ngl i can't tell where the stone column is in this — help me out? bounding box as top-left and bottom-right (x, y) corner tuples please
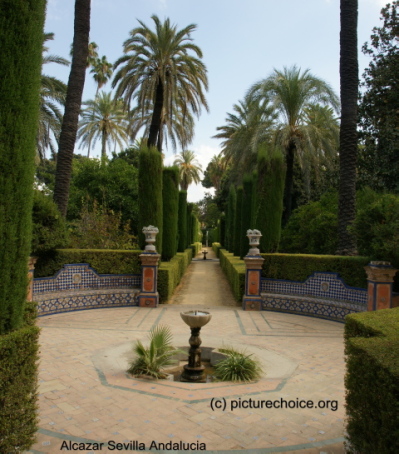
(138, 253), (161, 308)
(364, 261), (398, 311)
(242, 255), (265, 311)
(27, 256), (37, 302)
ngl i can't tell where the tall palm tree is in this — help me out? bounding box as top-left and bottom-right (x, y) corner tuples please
(174, 150), (202, 191)
(77, 92), (129, 161)
(112, 15), (208, 151)
(38, 33), (70, 159)
(337, 0), (358, 255)
(54, 0), (91, 217)
(205, 155), (227, 191)
(91, 55), (113, 95)
(248, 66), (340, 222)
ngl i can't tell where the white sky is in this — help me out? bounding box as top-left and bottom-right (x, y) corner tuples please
(44, 0), (387, 202)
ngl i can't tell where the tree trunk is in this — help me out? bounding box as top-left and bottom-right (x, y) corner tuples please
(147, 78), (164, 151)
(54, 0), (90, 216)
(101, 130), (107, 163)
(337, 0), (358, 255)
(282, 142), (295, 225)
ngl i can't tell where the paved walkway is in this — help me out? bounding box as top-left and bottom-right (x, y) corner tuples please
(28, 248), (346, 454)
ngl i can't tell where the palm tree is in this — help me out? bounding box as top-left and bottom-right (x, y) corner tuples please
(337, 0), (358, 255)
(77, 92), (129, 161)
(91, 55), (113, 95)
(248, 66), (340, 222)
(173, 150), (202, 191)
(54, 0), (90, 217)
(205, 155), (227, 191)
(112, 15), (208, 151)
(214, 95), (276, 174)
(38, 33), (70, 159)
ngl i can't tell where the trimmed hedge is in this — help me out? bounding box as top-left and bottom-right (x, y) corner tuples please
(162, 167), (179, 261)
(0, 302), (40, 453)
(345, 308), (399, 453)
(261, 253), (370, 289)
(218, 249), (246, 302)
(34, 249), (142, 277)
(190, 242), (202, 257)
(158, 248), (193, 302)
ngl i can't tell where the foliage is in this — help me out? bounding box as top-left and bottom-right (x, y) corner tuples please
(67, 156), (139, 230)
(201, 155), (227, 191)
(240, 175), (254, 258)
(345, 308), (399, 453)
(358, 2), (399, 193)
(158, 248), (193, 301)
(261, 253), (369, 289)
(0, 306), (40, 453)
(162, 167), (179, 261)
(214, 347), (262, 382)
(138, 146), (163, 253)
(112, 15), (208, 151)
(219, 249), (246, 301)
(0, 0), (45, 334)
(69, 201), (138, 250)
(174, 150), (202, 191)
(234, 187), (243, 256)
(31, 190), (69, 255)
(128, 325), (183, 379)
(226, 185), (236, 252)
(177, 191), (188, 252)
(196, 193), (221, 229)
(77, 92), (129, 161)
(254, 146), (286, 253)
(34, 249), (142, 278)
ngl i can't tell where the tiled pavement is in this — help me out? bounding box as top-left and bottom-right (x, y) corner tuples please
(28, 249), (346, 454)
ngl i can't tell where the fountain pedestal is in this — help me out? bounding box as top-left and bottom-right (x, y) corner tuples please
(180, 311), (212, 383)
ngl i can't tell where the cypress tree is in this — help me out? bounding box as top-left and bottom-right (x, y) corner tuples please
(220, 213), (226, 247)
(138, 146), (163, 254)
(162, 166), (179, 261)
(0, 0), (46, 334)
(254, 145), (286, 252)
(187, 202), (194, 247)
(240, 174), (254, 258)
(227, 185), (236, 252)
(177, 191), (187, 252)
(234, 186), (243, 256)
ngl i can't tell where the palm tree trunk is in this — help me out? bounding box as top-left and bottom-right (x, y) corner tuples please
(283, 142), (295, 225)
(147, 78), (163, 151)
(54, 0), (90, 217)
(337, 0), (358, 255)
(101, 130), (107, 163)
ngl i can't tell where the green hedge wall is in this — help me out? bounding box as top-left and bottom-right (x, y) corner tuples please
(218, 248), (245, 302)
(345, 308), (399, 453)
(190, 242), (202, 257)
(261, 253), (370, 288)
(0, 302), (40, 453)
(34, 249), (142, 277)
(162, 167), (179, 261)
(158, 248), (193, 302)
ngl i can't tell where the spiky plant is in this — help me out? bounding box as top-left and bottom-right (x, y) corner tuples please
(214, 347), (262, 382)
(128, 325), (183, 379)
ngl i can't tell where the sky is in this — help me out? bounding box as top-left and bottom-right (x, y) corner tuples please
(44, 0), (387, 202)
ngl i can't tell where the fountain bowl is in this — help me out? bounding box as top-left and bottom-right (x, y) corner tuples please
(180, 310), (212, 328)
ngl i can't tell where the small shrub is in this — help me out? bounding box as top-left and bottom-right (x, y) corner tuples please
(128, 325), (183, 379)
(214, 347), (262, 382)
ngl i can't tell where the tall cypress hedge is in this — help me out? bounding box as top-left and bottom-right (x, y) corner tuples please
(240, 174), (254, 258)
(0, 0), (46, 334)
(162, 166), (179, 261)
(234, 186), (243, 257)
(138, 146), (163, 254)
(226, 185), (236, 252)
(177, 191), (187, 252)
(0, 1), (45, 450)
(187, 202), (194, 247)
(254, 146), (286, 252)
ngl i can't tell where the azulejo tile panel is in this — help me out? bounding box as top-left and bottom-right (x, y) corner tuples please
(33, 264), (141, 315)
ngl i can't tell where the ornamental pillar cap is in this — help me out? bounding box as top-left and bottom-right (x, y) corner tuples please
(246, 229), (262, 256)
(142, 225), (159, 252)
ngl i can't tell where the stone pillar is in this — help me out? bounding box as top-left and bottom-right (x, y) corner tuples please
(364, 261), (398, 311)
(27, 256), (37, 301)
(138, 253), (161, 307)
(242, 255), (265, 311)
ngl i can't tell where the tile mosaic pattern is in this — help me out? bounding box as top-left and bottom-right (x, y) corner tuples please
(33, 263), (141, 293)
(33, 264), (141, 316)
(260, 272), (367, 321)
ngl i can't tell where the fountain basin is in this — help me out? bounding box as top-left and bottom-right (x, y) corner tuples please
(180, 310), (212, 328)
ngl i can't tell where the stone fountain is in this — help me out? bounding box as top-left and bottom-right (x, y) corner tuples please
(180, 310), (212, 382)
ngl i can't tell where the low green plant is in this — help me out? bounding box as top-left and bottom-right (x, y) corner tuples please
(128, 325), (183, 379)
(214, 346), (262, 382)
